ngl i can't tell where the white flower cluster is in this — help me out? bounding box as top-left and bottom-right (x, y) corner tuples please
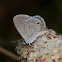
(16, 29), (62, 62)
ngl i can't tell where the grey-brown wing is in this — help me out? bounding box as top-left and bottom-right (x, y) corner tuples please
(13, 14), (30, 40)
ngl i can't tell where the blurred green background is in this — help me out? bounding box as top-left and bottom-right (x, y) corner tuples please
(0, 0), (62, 62)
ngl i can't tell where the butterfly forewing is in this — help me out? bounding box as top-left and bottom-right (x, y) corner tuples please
(13, 15), (30, 39)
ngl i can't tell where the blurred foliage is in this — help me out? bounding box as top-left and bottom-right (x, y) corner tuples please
(0, 0), (62, 62)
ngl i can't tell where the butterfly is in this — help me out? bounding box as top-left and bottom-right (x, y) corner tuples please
(13, 14), (47, 45)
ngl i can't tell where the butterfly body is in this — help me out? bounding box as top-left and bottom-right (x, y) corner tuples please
(13, 14), (47, 44)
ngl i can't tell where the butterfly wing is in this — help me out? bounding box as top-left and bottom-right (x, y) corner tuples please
(13, 14), (30, 41)
(33, 15), (47, 35)
(23, 17), (47, 43)
(13, 14), (47, 44)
